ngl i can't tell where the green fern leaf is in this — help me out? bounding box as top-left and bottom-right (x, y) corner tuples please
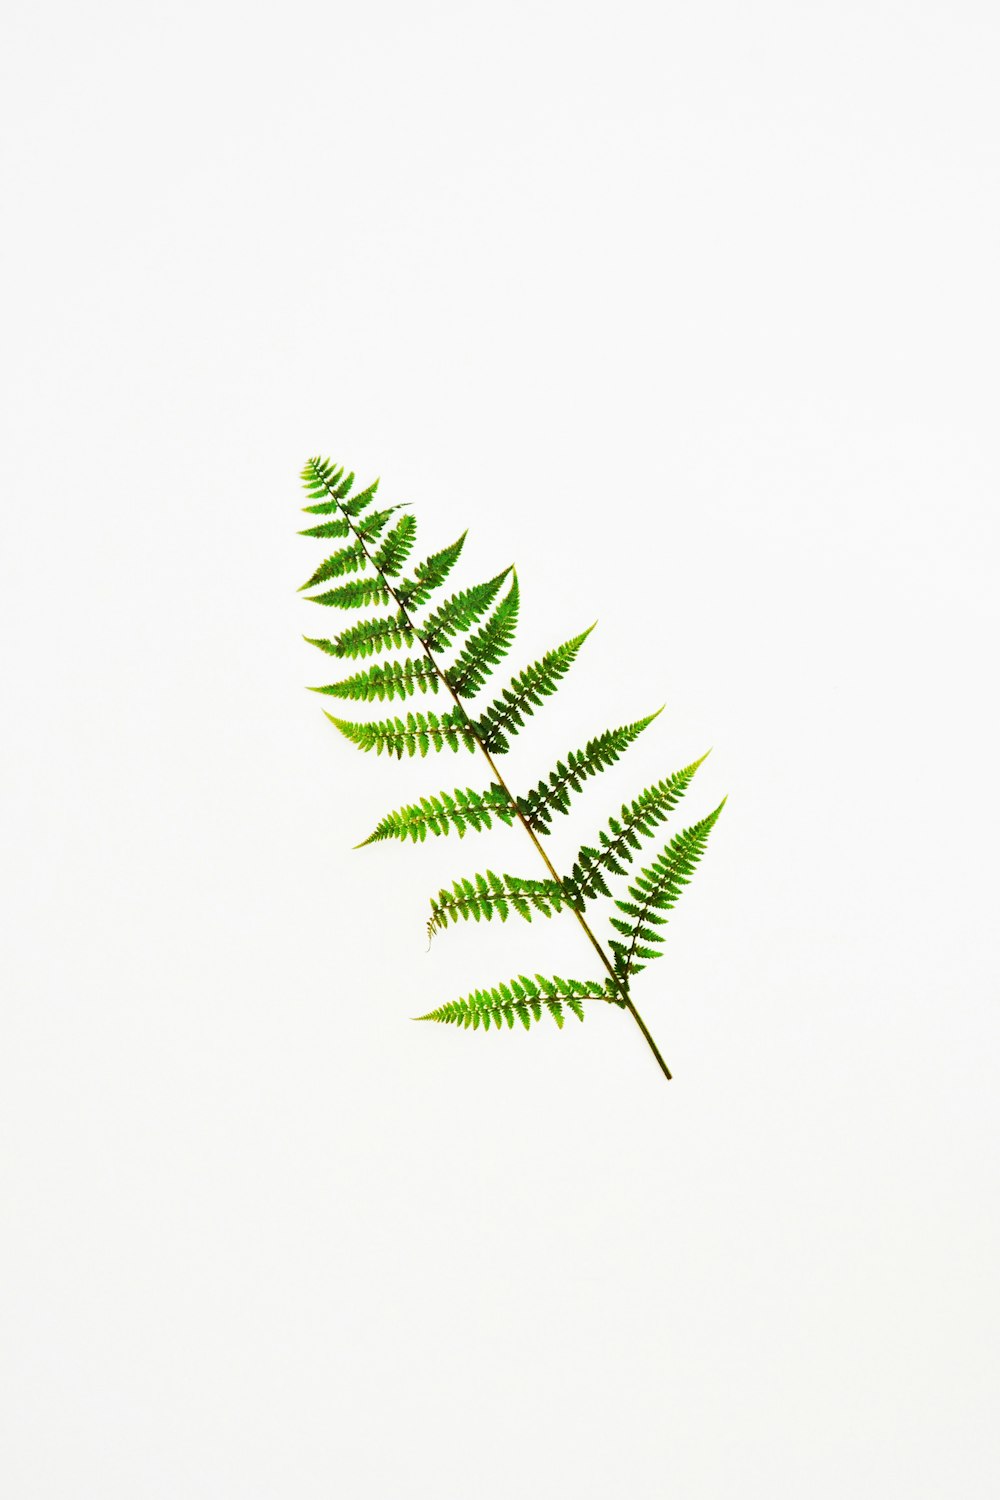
(326, 707), (477, 758)
(398, 531), (467, 608)
(427, 871), (566, 938)
(562, 753), (709, 908)
(356, 505), (407, 542)
(298, 541), (368, 590)
(305, 611), (414, 659)
(308, 658), (439, 703)
(302, 577), (391, 610)
(477, 623), (595, 752)
(416, 974), (613, 1031)
(518, 711), (663, 832)
(357, 784), (516, 845)
(301, 459), (378, 515)
(608, 801), (726, 980)
(298, 516), (351, 539)
(373, 513), (418, 576)
(421, 568), (512, 651)
(445, 574), (520, 698)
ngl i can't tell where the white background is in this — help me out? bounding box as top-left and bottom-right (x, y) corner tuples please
(2, 3), (998, 1496)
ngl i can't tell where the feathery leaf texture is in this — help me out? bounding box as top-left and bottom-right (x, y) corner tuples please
(309, 658), (439, 703)
(398, 531), (467, 608)
(445, 574), (520, 698)
(561, 754), (709, 909)
(305, 611), (414, 659)
(303, 577), (391, 610)
(477, 623), (595, 752)
(428, 871), (566, 939)
(326, 707), (477, 758)
(298, 540), (368, 590)
(298, 456), (725, 1077)
(608, 801), (726, 980)
(417, 975), (615, 1031)
(517, 711), (663, 832)
(358, 785), (516, 846)
(373, 513), (418, 576)
(421, 568), (512, 651)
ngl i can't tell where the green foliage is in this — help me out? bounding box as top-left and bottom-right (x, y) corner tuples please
(608, 802), (726, 980)
(398, 532), (467, 608)
(308, 657), (440, 703)
(298, 456), (725, 1078)
(428, 870), (566, 939)
(417, 975), (615, 1031)
(325, 707), (477, 758)
(444, 574), (520, 697)
(477, 624), (595, 753)
(373, 513), (417, 576)
(303, 577), (391, 610)
(358, 785), (515, 845)
(561, 754), (709, 909)
(421, 568), (512, 651)
(517, 712), (663, 832)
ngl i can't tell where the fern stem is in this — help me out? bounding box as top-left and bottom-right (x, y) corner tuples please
(318, 470), (672, 1082)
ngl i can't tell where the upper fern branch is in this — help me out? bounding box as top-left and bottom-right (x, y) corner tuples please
(476, 624), (595, 753)
(326, 707), (477, 758)
(562, 753), (709, 909)
(427, 870), (566, 939)
(517, 710), (663, 832)
(417, 973), (616, 1031)
(608, 801), (726, 980)
(444, 574), (520, 698)
(357, 784), (516, 846)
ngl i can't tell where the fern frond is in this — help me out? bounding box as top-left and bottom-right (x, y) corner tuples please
(308, 657), (439, 703)
(445, 574), (520, 698)
(416, 974), (614, 1031)
(561, 753), (709, 909)
(357, 784), (516, 845)
(298, 516), (351, 539)
(518, 710), (663, 832)
(373, 513), (418, 576)
(427, 871), (566, 938)
(356, 505), (407, 542)
(305, 612), (414, 659)
(302, 577), (391, 609)
(398, 531), (467, 608)
(477, 623), (595, 753)
(298, 541), (368, 591)
(421, 568), (512, 651)
(326, 707), (477, 758)
(301, 459), (380, 517)
(608, 801), (726, 980)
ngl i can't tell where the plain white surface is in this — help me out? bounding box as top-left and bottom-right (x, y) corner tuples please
(2, 2), (998, 1496)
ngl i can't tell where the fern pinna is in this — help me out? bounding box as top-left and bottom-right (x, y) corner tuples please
(299, 456), (724, 1081)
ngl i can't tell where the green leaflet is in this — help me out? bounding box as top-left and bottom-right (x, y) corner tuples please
(518, 711), (663, 832)
(302, 578), (392, 609)
(373, 513), (417, 576)
(297, 455), (726, 1079)
(416, 974), (615, 1031)
(477, 623), (595, 752)
(326, 707), (477, 758)
(427, 870), (566, 939)
(298, 540), (368, 590)
(357, 785), (516, 846)
(608, 801), (726, 980)
(309, 657), (439, 703)
(398, 531), (467, 609)
(445, 574), (520, 698)
(305, 612), (414, 659)
(421, 568), (512, 651)
(562, 753), (710, 909)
